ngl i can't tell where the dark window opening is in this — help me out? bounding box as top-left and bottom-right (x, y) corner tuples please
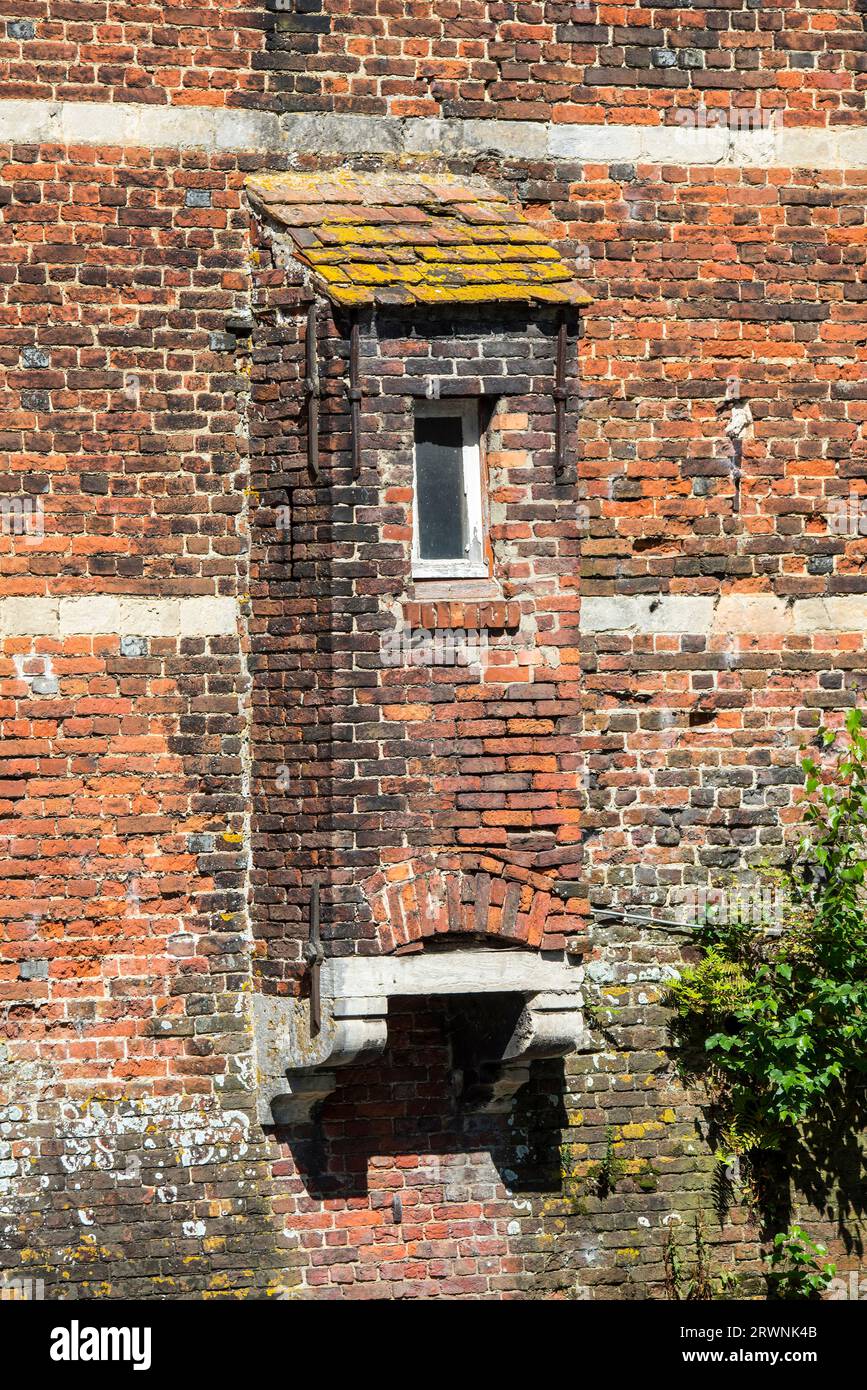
(414, 413), (468, 562)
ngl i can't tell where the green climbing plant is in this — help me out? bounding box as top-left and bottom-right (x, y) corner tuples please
(667, 708), (867, 1158)
(595, 1125), (623, 1196)
(765, 1226), (836, 1301)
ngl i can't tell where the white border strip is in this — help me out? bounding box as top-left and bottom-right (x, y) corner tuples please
(0, 100), (864, 168)
(0, 100), (283, 152)
(581, 594), (867, 637)
(0, 595), (237, 638)
(548, 123), (867, 170)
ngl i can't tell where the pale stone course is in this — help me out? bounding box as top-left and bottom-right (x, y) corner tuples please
(581, 593), (867, 636)
(0, 99), (863, 169)
(0, 595), (238, 638)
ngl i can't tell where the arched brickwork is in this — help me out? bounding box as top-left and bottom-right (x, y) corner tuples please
(362, 853), (586, 955)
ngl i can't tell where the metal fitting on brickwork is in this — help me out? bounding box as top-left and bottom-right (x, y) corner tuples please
(305, 300), (320, 479)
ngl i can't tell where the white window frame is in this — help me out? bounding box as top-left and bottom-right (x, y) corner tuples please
(411, 398), (488, 580)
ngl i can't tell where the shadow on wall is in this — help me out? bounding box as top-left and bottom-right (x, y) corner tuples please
(274, 996), (569, 1201)
(746, 1115), (867, 1264)
(678, 1027), (867, 1261)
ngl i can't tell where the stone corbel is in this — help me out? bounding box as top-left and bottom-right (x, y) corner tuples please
(253, 992), (388, 1125)
(464, 990), (592, 1114)
(254, 950), (590, 1125)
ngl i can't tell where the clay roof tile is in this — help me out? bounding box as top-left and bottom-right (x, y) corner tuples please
(246, 171), (592, 309)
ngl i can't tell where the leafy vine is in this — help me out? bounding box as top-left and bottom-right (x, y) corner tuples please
(666, 709), (867, 1292)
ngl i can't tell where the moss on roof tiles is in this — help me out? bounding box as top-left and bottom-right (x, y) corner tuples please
(246, 171), (593, 309)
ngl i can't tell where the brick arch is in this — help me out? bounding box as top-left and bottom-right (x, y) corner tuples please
(362, 853), (585, 955)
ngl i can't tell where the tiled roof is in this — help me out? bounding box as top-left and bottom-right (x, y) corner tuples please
(246, 171), (592, 309)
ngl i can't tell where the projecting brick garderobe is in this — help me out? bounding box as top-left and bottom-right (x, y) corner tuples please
(0, 0), (865, 1300)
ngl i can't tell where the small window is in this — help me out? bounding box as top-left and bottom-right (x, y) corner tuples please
(412, 400), (487, 579)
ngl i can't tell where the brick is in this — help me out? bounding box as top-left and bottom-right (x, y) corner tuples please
(1, 0), (864, 1308)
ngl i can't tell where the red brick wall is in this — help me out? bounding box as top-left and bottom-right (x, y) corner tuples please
(0, 3), (865, 1298)
(0, 141), (254, 588)
(2, 2), (862, 122)
(267, 0), (865, 122)
(247, 251), (587, 988)
(3, 148), (862, 1297)
(0, 2), (270, 107)
(0, 139), (277, 1294)
(272, 998), (578, 1298)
